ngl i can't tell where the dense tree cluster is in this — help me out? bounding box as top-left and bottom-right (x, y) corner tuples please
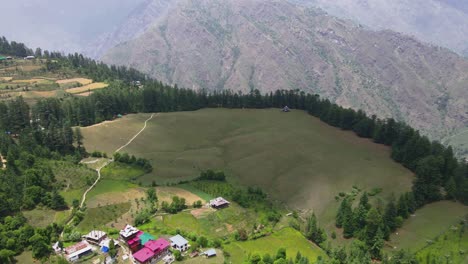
(161, 196), (187, 214)
(197, 169), (226, 181)
(0, 37), (33, 57)
(245, 249), (313, 264)
(334, 191), (420, 260)
(113, 152), (152, 173)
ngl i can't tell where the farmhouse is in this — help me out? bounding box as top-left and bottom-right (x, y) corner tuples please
(24, 55), (35, 60)
(170, 234), (190, 252)
(209, 197), (230, 209)
(83, 230), (107, 245)
(65, 241), (93, 262)
(133, 238), (170, 264)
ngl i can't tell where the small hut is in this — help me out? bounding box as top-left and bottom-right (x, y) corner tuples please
(282, 106), (290, 112)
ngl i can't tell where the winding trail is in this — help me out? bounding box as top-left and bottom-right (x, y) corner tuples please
(115, 113), (155, 153)
(61, 113), (156, 234)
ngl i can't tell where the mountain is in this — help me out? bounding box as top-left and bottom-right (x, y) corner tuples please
(292, 0), (468, 57)
(101, 0), (468, 144)
(0, 0), (146, 54)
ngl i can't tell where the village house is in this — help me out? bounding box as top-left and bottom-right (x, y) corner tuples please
(133, 238), (170, 264)
(83, 230), (107, 246)
(120, 224), (142, 252)
(170, 234), (190, 252)
(65, 241), (93, 262)
(209, 197), (230, 209)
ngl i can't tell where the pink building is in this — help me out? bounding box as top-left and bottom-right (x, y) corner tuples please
(133, 238), (170, 264)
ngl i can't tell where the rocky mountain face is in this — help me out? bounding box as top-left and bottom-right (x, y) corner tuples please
(87, 0), (176, 58)
(101, 0), (468, 144)
(292, 0), (468, 57)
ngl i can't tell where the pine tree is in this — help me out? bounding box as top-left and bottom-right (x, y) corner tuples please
(383, 196), (398, 232)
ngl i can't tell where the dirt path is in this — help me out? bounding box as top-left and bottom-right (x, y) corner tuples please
(61, 113), (156, 235)
(115, 113), (155, 153)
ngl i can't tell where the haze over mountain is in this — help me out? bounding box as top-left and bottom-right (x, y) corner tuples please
(292, 0), (468, 57)
(0, 0), (146, 54)
(101, 0), (468, 148)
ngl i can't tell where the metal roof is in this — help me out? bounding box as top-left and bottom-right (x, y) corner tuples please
(170, 234), (189, 246)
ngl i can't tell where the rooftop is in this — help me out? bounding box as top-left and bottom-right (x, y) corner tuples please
(65, 241), (93, 259)
(120, 224), (139, 238)
(133, 247), (154, 263)
(145, 238), (170, 253)
(204, 248), (217, 257)
(170, 234), (189, 246)
(84, 230), (106, 240)
(139, 232), (155, 245)
(210, 197), (230, 207)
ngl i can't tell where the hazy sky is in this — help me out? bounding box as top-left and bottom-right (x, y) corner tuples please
(0, 0), (147, 53)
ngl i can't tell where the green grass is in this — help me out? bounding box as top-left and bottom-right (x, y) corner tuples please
(415, 218), (468, 264)
(23, 208), (59, 228)
(100, 162), (146, 182)
(178, 183), (215, 201)
(77, 202), (131, 232)
(86, 179), (137, 200)
(82, 108), (414, 231)
(148, 203), (260, 239)
(388, 201), (468, 252)
(224, 227), (326, 263)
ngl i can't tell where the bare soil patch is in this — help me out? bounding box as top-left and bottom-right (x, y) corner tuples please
(87, 188), (146, 208)
(157, 186), (206, 205)
(66, 82), (108, 94)
(191, 207), (214, 219)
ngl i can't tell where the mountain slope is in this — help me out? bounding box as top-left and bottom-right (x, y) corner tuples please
(0, 0), (146, 54)
(101, 0), (468, 142)
(293, 0), (468, 57)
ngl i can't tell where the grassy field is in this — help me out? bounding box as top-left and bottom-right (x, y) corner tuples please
(388, 201), (468, 252)
(224, 227), (325, 263)
(82, 108), (414, 229)
(415, 216), (468, 264)
(100, 162), (146, 182)
(77, 202), (131, 232)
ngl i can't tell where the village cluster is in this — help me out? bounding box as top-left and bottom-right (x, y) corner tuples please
(54, 197), (230, 263)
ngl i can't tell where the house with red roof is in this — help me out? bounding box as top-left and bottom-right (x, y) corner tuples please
(133, 238), (170, 264)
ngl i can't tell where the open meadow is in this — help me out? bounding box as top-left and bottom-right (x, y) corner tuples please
(388, 201), (468, 252)
(82, 108), (414, 229)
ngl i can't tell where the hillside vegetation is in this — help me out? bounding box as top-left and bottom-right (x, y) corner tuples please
(102, 0), (468, 147)
(83, 109), (413, 224)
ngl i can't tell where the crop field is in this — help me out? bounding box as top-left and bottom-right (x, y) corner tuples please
(65, 82), (108, 94)
(82, 108), (414, 228)
(224, 227), (326, 263)
(56, 77), (93, 85)
(388, 201), (468, 252)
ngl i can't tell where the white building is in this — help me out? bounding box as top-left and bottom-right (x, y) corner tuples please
(169, 234), (190, 252)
